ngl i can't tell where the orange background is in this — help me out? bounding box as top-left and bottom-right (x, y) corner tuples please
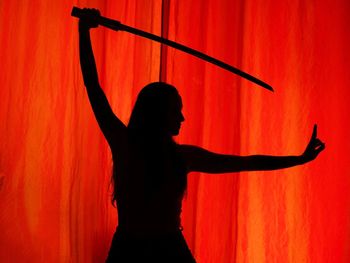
(1, 1), (349, 262)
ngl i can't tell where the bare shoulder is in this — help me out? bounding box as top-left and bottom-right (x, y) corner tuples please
(177, 144), (211, 157)
(176, 144), (213, 172)
(176, 144), (242, 174)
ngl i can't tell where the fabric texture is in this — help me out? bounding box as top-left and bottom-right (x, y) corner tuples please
(0, 0), (349, 262)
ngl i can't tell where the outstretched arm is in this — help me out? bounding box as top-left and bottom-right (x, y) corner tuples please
(179, 125), (325, 173)
(79, 9), (126, 145)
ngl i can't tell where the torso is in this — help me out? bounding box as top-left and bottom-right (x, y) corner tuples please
(111, 133), (187, 236)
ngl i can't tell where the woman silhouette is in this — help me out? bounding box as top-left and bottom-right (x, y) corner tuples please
(78, 9), (325, 263)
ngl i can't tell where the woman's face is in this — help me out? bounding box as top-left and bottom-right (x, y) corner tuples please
(165, 95), (185, 136)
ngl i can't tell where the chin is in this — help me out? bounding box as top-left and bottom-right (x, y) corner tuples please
(171, 129), (180, 136)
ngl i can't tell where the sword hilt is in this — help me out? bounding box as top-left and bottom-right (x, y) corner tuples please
(71, 6), (273, 91)
(71, 7), (85, 18)
(71, 7), (121, 31)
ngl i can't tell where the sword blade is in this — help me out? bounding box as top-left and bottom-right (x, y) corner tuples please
(72, 7), (274, 91)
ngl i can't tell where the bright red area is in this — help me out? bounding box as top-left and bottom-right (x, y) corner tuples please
(0, 1), (349, 262)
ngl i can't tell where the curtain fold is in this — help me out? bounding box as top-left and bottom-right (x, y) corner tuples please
(0, 1), (349, 262)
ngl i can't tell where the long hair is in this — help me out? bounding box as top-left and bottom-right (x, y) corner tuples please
(127, 82), (180, 135)
(111, 82), (187, 205)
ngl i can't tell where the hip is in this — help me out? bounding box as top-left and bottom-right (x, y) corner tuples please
(106, 226), (196, 262)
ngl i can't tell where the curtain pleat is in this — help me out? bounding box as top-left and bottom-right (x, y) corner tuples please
(0, 1), (349, 262)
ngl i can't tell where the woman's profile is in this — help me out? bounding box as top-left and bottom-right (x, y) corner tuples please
(77, 9), (325, 263)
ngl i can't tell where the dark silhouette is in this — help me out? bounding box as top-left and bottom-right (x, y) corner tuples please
(71, 6), (273, 92)
(78, 9), (325, 263)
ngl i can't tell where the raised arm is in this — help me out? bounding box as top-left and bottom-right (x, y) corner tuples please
(78, 8), (126, 145)
(179, 125), (325, 173)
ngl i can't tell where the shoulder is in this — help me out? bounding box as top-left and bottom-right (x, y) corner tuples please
(176, 144), (206, 157)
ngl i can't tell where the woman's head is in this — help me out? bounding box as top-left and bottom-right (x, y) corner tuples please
(128, 82), (184, 136)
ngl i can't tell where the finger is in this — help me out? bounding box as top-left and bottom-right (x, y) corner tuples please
(311, 124), (317, 140)
(91, 8), (101, 15)
(313, 139), (322, 146)
(316, 143), (325, 153)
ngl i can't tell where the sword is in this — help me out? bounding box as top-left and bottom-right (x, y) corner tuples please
(71, 7), (273, 92)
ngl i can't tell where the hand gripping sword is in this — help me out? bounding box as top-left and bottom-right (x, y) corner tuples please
(71, 7), (273, 92)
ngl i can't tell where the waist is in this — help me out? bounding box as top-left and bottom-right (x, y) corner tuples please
(117, 205), (182, 233)
(116, 223), (183, 239)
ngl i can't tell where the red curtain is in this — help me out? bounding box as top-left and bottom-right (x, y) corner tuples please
(1, 1), (349, 262)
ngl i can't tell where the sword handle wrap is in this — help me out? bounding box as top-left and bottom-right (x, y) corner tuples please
(71, 7), (121, 31)
(71, 7), (84, 18)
